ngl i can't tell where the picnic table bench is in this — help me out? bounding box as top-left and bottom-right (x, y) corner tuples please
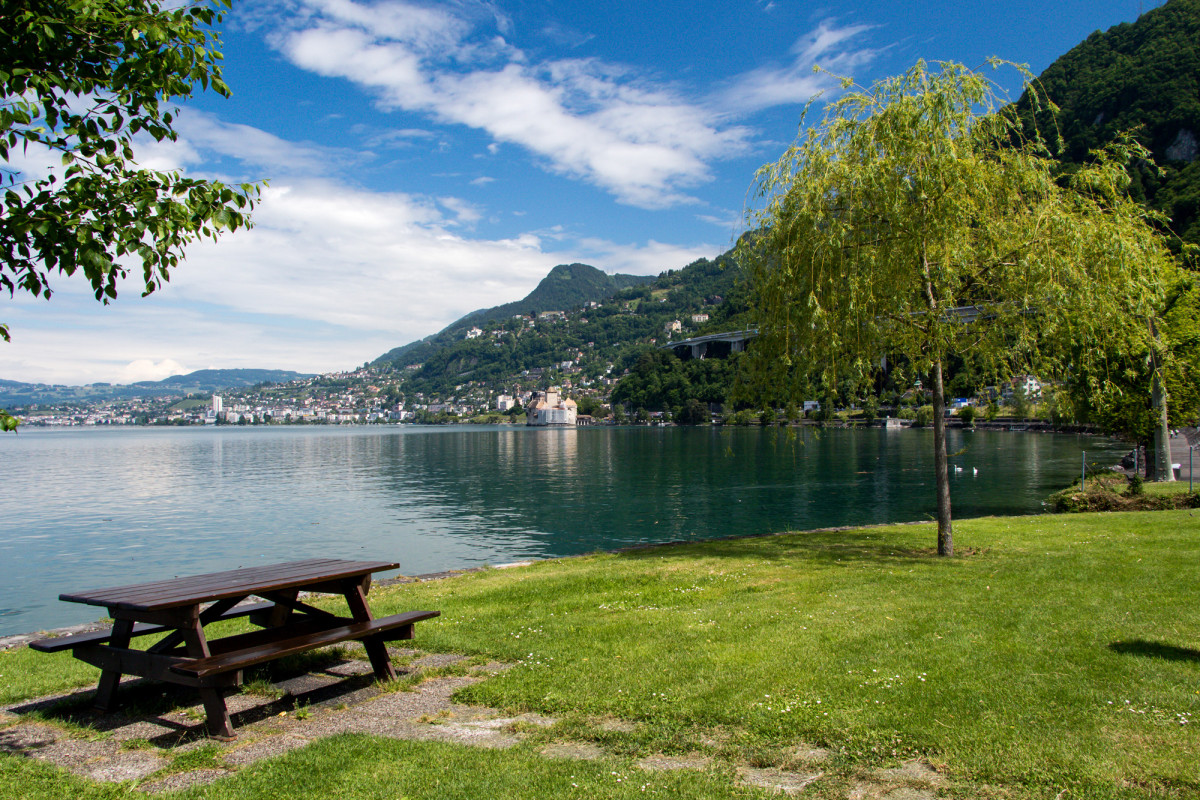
(30, 559), (438, 739)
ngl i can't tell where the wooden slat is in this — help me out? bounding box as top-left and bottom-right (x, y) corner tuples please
(170, 611), (439, 679)
(61, 560), (350, 606)
(29, 602), (277, 653)
(59, 559), (400, 611)
(63, 559), (350, 607)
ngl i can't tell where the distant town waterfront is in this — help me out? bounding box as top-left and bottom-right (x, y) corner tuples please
(1, 425), (1127, 636)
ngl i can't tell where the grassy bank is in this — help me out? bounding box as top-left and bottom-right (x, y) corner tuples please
(3, 511), (1199, 798)
(1047, 472), (1199, 512)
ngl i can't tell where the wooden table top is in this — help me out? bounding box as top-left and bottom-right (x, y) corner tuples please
(59, 558), (400, 612)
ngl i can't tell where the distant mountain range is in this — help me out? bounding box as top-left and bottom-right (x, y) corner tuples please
(374, 262), (655, 367)
(0, 369), (313, 407)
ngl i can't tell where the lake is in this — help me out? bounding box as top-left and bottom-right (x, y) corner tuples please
(0, 424), (1125, 636)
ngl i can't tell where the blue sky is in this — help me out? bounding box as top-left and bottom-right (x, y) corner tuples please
(2, 0), (1164, 385)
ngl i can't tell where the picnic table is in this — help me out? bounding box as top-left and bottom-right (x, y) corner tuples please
(30, 558), (438, 739)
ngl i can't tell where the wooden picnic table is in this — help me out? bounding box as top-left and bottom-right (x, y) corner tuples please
(31, 558), (438, 739)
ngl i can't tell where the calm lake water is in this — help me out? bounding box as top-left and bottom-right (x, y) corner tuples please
(0, 424), (1125, 636)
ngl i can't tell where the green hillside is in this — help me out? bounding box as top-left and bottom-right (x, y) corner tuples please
(381, 250), (746, 399)
(373, 263), (653, 368)
(1017, 0), (1200, 247)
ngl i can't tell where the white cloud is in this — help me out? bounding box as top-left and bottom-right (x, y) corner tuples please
(268, 0), (752, 208)
(437, 195), (483, 224)
(121, 358), (191, 383)
(696, 210), (745, 233)
(569, 238), (721, 276)
(175, 110), (362, 176)
(713, 22), (877, 114)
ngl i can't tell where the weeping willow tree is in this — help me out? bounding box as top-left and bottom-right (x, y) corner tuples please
(741, 60), (1177, 556)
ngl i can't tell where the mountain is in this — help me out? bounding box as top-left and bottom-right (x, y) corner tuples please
(373, 263), (654, 367)
(378, 248), (747, 399)
(460, 263), (653, 327)
(1016, 0), (1200, 247)
(0, 369), (313, 407)
(133, 369), (312, 391)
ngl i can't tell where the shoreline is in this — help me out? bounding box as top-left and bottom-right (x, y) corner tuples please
(0, 518), (939, 651)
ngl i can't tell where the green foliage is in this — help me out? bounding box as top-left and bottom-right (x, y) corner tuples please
(860, 395), (879, 423)
(675, 397), (708, 425)
(913, 404), (935, 427)
(609, 349), (742, 413)
(742, 59), (1178, 551)
(957, 404), (976, 427)
(1065, 277), (1200, 441)
(1010, 382), (1031, 420)
(575, 395), (604, 417)
(0, 0), (260, 346)
(1015, 0), (1200, 249)
(744, 59), (1174, 397)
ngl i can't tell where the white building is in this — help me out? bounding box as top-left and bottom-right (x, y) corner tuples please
(526, 388), (578, 427)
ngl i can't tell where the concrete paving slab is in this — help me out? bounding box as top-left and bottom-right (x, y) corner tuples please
(418, 720), (520, 749)
(411, 652), (468, 669)
(0, 722), (59, 753)
(636, 754), (711, 771)
(870, 760), (944, 786)
(140, 768), (232, 794)
(737, 767), (824, 795)
(323, 659), (375, 677)
(273, 673), (343, 697)
(223, 733), (312, 766)
(80, 749), (167, 782)
(541, 742), (605, 760)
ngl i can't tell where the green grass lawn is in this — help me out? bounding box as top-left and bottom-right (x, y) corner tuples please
(3, 510), (1198, 799)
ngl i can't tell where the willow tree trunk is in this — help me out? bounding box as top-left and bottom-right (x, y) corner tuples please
(1148, 319), (1174, 482)
(931, 359), (954, 556)
(1151, 369), (1174, 482)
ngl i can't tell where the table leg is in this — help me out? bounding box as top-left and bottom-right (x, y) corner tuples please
(92, 618), (133, 713)
(179, 612), (235, 739)
(345, 580), (396, 682)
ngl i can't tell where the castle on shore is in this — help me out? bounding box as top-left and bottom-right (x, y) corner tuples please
(526, 388), (577, 427)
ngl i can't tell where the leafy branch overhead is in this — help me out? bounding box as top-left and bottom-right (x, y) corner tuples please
(0, 0), (261, 344)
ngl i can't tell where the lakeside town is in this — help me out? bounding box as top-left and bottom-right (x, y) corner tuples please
(16, 364), (1051, 430)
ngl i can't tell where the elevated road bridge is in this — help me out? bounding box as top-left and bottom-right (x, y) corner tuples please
(661, 329), (758, 360)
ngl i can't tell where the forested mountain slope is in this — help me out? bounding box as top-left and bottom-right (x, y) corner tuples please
(382, 250), (746, 398)
(373, 263), (653, 368)
(1018, 0), (1200, 247)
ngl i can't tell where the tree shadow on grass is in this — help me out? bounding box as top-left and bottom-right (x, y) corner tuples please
(1109, 640), (1200, 664)
(615, 525), (977, 566)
